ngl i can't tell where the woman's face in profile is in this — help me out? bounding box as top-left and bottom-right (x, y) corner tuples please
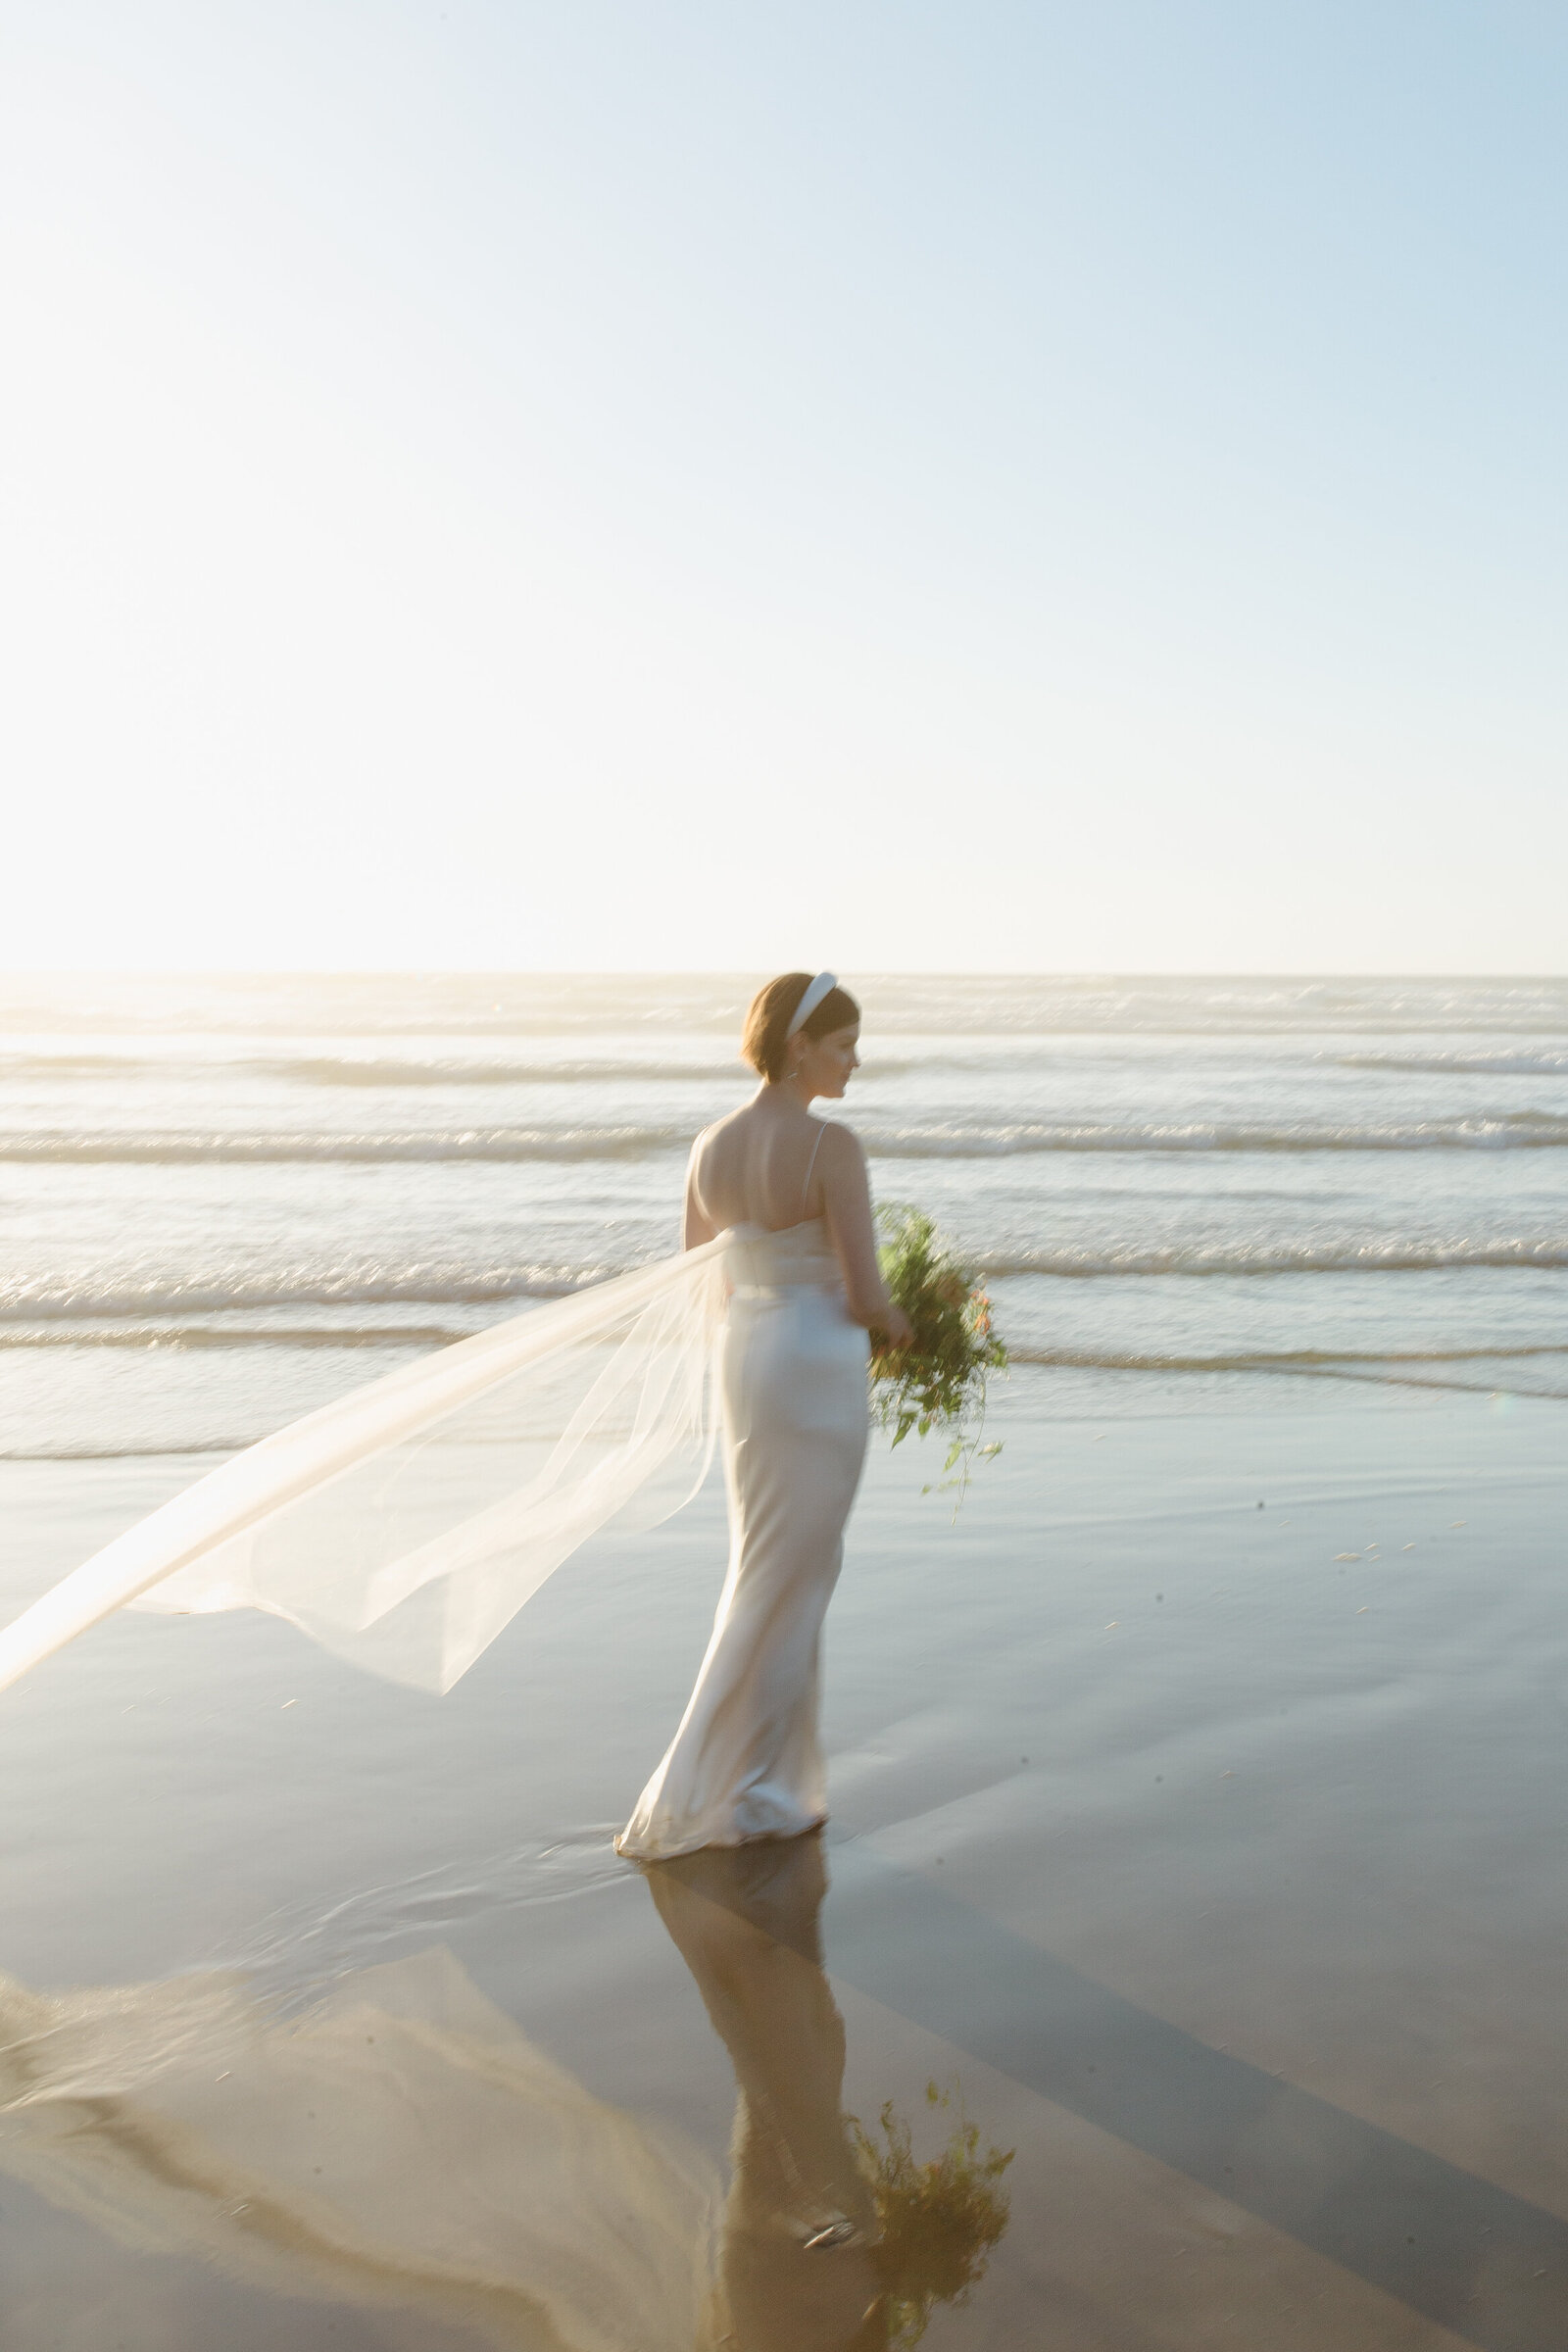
(797, 1022), (860, 1100)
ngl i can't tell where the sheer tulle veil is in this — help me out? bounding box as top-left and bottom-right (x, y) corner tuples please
(0, 1238), (733, 1696)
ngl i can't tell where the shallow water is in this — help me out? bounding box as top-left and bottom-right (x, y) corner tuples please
(2, 975), (1566, 2344)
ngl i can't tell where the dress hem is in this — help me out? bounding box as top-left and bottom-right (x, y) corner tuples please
(612, 1811), (827, 1866)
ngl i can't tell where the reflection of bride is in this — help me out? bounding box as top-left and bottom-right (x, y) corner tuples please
(646, 1832), (1013, 2352)
(0, 1843), (1010, 2350)
(646, 1835), (881, 2348)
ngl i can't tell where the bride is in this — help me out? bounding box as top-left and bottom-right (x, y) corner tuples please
(0, 970), (912, 1869)
(617, 972), (912, 1862)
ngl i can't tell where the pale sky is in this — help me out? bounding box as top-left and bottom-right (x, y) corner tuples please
(2, 2), (1563, 972)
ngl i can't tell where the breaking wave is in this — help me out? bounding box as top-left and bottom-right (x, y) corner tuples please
(980, 1238), (1568, 1276)
(0, 1269), (599, 1324)
(1006, 1342), (1568, 1370)
(6, 1236), (1567, 1330)
(0, 1054), (749, 1086)
(282, 1056), (743, 1087)
(861, 1116), (1568, 1154)
(1004, 1342), (1568, 1398)
(1332, 1050), (1568, 1077)
(0, 1322), (473, 1350)
(7, 1112), (1568, 1162)
(0, 1126), (690, 1163)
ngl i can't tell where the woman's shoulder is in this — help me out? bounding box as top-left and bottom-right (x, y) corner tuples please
(693, 1099), (762, 1148)
(687, 1102), (760, 1182)
(811, 1115), (866, 1170)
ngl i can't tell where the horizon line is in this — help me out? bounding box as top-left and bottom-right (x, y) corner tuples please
(1, 968), (1564, 986)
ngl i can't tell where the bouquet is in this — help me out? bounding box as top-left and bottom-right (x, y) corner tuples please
(869, 1204), (1007, 1502)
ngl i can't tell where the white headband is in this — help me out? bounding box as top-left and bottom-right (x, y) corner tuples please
(785, 971), (838, 1038)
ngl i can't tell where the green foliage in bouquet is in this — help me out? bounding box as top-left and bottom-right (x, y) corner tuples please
(849, 2082), (1015, 2348)
(869, 1204), (1007, 1501)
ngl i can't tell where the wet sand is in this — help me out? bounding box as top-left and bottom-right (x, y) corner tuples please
(2, 1382), (1566, 2346)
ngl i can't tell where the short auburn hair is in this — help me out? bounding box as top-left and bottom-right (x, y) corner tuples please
(741, 973), (861, 1083)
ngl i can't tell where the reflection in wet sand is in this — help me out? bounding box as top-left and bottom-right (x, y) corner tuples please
(0, 1945), (717, 2349)
(0, 1863), (1010, 2352)
(644, 1833), (1012, 2350)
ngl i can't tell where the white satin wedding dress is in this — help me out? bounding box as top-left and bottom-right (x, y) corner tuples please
(617, 1213), (869, 1861)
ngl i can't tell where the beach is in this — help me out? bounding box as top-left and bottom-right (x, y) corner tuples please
(2, 975), (1565, 2345)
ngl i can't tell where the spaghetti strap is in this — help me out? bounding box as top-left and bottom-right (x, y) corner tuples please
(801, 1121), (827, 1214)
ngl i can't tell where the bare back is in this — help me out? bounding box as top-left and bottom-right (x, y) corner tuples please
(685, 1098), (889, 1328)
(689, 1100), (833, 1233)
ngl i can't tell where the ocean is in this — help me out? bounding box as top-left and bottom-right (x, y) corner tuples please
(2, 970), (1564, 1462)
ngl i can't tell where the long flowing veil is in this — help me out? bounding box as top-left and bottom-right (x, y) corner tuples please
(0, 1238), (732, 1697)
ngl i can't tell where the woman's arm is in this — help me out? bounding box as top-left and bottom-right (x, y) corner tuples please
(683, 1134), (718, 1250)
(819, 1126), (913, 1345)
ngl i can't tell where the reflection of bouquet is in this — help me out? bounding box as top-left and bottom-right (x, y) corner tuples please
(869, 1205), (1006, 1501)
(852, 2082), (1014, 2349)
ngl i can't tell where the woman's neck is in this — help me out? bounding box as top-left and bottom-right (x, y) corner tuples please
(758, 1076), (817, 1113)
